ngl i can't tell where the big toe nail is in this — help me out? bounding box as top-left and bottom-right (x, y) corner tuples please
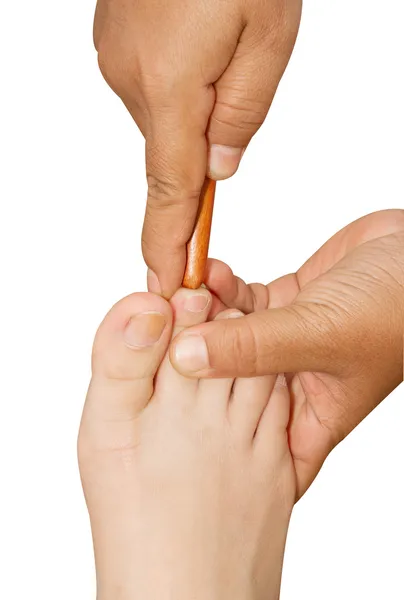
(124, 312), (167, 348)
(82, 294), (173, 441)
(92, 293), (172, 382)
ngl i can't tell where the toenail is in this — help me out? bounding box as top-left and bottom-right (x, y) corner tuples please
(147, 269), (161, 295)
(184, 293), (210, 313)
(275, 373), (287, 388)
(124, 312), (166, 348)
(173, 334), (209, 372)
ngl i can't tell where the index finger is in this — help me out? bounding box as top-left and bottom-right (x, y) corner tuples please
(142, 88), (214, 298)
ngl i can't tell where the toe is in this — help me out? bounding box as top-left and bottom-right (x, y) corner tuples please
(217, 307), (288, 445)
(253, 374), (291, 457)
(153, 288), (212, 403)
(229, 374), (277, 443)
(196, 309), (240, 422)
(83, 292), (173, 424)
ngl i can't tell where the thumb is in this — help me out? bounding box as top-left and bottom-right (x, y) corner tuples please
(207, 11), (301, 181)
(170, 305), (338, 378)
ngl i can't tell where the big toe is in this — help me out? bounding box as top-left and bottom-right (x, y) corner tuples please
(83, 293), (172, 425)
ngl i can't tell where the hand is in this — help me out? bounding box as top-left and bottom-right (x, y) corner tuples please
(94, 0), (302, 297)
(170, 209), (404, 496)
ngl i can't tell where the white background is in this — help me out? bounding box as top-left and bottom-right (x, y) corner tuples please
(1, 0), (403, 598)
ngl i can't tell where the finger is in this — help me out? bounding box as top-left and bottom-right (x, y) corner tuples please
(205, 259), (268, 313)
(94, 16), (217, 300)
(205, 259), (300, 314)
(207, 211), (404, 315)
(207, 3), (301, 180)
(205, 211), (404, 315)
(170, 302), (338, 378)
(142, 84), (215, 298)
(298, 209), (404, 286)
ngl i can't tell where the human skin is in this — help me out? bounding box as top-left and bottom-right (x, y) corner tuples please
(93, 0), (302, 297)
(79, 288), (295, 600)
(169, 209), (404, 497)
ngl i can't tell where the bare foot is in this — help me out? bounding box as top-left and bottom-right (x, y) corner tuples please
(78, 288), (295, 600)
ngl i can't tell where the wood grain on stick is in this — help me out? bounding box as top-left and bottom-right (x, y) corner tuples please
(182, 178), (216, 289)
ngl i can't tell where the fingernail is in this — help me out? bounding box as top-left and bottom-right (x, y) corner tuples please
(208, 145), (244, 180)
(224, 310), (244, 319)
(173, 334), (209, 373)
(147, 269), (161, 295)
(184, 293), (210, 313)
(124, 312), (166, 348)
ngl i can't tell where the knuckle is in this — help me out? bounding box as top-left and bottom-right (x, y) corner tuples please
(97, 41), (141, 96)
(147, 171), (183, 206)
(97, 50), (124, 91)
(209, 95), (267, 144)
(143, 187), (199, 249)
(146, 172), (201, 212)
(139, 72), (177, 106)
(217, 95), (267, 125)
(292, 301), (338, 343)
(230, 318), (261, 374)
(146, 141), (204, 211)
(212, 101), (264, 129)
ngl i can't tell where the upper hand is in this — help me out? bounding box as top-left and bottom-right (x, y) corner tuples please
(170, 209), (404, 496)
(94, 0), (302, 296)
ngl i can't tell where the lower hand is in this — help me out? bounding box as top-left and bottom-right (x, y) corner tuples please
(170, 209), (404, 496)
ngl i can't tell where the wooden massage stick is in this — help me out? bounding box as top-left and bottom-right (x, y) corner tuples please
(182, 177), (216, 289)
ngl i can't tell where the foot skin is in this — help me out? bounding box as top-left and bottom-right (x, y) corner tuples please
(78, 289), (296, 600)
